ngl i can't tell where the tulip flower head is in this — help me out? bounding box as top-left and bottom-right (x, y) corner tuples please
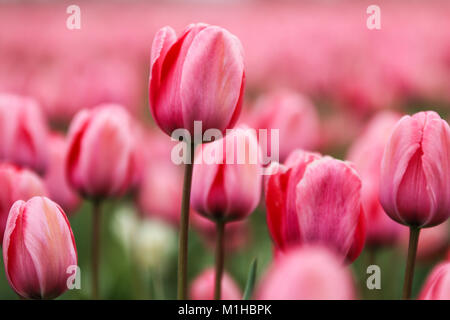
(3, 197), (77, 299)
(66, 104), (137, 200)
(0, 93), (49, 174)
(379, 111), (450, 228)
(149, 23), (245, 139)
(265, 150), (365, 262)
(190, 268), (242, 300)
(419, 261), (450, 300)
(0, 164), (47, 243)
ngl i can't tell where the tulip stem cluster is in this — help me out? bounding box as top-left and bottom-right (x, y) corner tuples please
(177, 143), (195, 300)
(92, 201), (102, 300)
(403, 227), (420, 299)
(214, 220), (225, 300)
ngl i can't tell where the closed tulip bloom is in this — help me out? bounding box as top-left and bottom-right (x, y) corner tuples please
(0, 164), (47, 243)
(0, 94), (49, 174)
(149, 23), (245, 137)
(44, 133), (81, 214)
(347, 112), (403, 247)
(257, 246), (355, 300)
(190, 268), (242, 300)
(250, 90), (320, 161)
(418, 261), (450, 300)
(380, 111), (450, 228)
(66, 104), (137, 199)
(3, 197), (77, 299)
(265, 150), (365, 262)
(190, 127), (262, 222)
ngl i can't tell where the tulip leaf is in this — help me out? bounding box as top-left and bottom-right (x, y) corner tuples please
(242, 258), (258, 300)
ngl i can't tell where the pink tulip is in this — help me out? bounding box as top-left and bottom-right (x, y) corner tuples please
(190, 127), (262, 222)
(257, 246), (355, 300)
(250, 90), (320, 161)
(265, 150), (365, 262)
(379, 111), (450, 228)
(0, 164), (47, 243)
(0, 93), (49, 174)
(66, 104), (137, 199)
(44, 133), (81, 214)
(347, 111), (403, 247)
(149, 23), (245, 138)
(418, 261), (450, 300)
(3, 197), (77, 299)
(189, 268), (241, 300)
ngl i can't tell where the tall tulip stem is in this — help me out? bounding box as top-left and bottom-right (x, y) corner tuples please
(214, 220), (225, 300)
(178, 143), (195, 300)
(92, 200), (102, 300)
(403, 227), (420, 300)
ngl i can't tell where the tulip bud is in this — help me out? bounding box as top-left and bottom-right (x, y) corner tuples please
(0, 164), (47, 243)
(44, 133), (81, 214)
(418, 261), (450, 300)
(190, 268), (242, 300)
(191, 127), (262, 222)
(265, 150), (365, 262)
(250, 90), (320, 161)
(0, 94), (49, 174)
(149, 23), (245, 138)
(379, 111), (450, 228)
(3, 197), (77, 299)
(66, 104), (137, 200)
(347, 111), (403, 247)
(257, 246), (355, 300)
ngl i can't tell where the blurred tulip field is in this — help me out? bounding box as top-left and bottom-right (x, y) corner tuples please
(0, 0), (449, 300)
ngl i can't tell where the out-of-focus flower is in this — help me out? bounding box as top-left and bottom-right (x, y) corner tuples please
(0, 163), (47, 243)
(399, 221), (450, 261)
(418, 261), (450, 300)
(190, 268), (242, 300)
(257, 246), (355, 300)
(149, 23), (245, 138)
(250, 90), (320, 162)
(265, 150), (365, 262)
(44, 133), (81, 215)
(66, 104), (137, 200)
(379, 111), (450, 228)
(0, 93), (49, 174)
(347, 111), (403, 247)
(3, 197), (77, 300)
(191, 127), (262, 222)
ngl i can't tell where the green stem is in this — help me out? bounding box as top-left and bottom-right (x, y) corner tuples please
(177, 143), (195, 300)
(214, 220), (225, 300)
(402, 227), (420, 300)
(92, 201), (102, 300)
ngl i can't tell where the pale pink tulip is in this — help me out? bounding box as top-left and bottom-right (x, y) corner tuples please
(3, 197), (77, 299)
(418, 261), (450, 300)
(379, 111), (450, 228)
(0, 93), (49, 174)
(190, 268), (241, 300)
(66, 104), (137, 199)
(149, 23), (245, 137)
(0, 164), (47, 243)
(257, 246), (355, 300)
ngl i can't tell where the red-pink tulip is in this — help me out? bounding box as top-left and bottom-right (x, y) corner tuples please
(347, 111), (403, 247)
(380, 111), (450, 228)
(66, 104), (137, 199)
(44, 133), (81, 214)
(250, 90), (320, 161)
(149, 23), (245, 137)
(257, 246), (355, 300)
(189, 268), (241, 300)
(418, 261), (450, 300)
(265, 150), (365, 262)
(0, 164), (47, 243)
(0, 94), (49, 174)
(191, 127), (262, 222)
(3, 197), (77, 299)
